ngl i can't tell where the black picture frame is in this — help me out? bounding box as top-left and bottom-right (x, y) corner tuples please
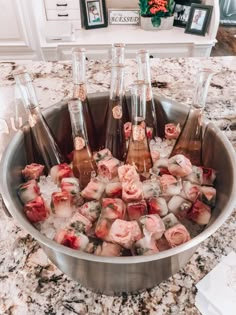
(81, 0), (108, 30)
(185, 4), (213, 36)
(173, 0), (202, 28)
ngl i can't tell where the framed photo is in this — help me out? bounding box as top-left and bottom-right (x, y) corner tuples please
(173, 0), (201, 28)
(185, 4), (213, 36)
(81, 0), (108, 29)
(108, 9), (140, 25)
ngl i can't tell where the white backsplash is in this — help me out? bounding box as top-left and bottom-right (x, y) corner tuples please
(106, 0), (139, 8)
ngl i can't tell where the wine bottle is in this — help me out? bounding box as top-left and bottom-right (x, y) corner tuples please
(68, 99), (97, 189)
(104, 64), (128, 161)
(170, 69), (214, 166)
(137, 49), (167, 139)
(14, 71), (65, 172)
(126, 81), (153, 174)
(72, 48), (96, 151)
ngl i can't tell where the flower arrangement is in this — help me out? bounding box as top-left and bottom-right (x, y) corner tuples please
(139, 0), (175, 27)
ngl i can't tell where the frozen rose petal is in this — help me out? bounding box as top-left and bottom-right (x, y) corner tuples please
(69, 212), (92, 234)
(78, 201), (101, 222)
(95, 242), (122, 257)
(93, 148), (112, 163)
(81, 178), (105, 200)
(162, 213), (180, 229)
(165, 123), (180, 140)
(54, 228), (89, 250)
(134, 236), (159, 256)
(164, 223), (191, 248)
(184, 166), (203, 185)
(160, 174), (182, 196)
(51, 191), (73, 218)
(95, 218), (112, 241)
(22, 163), (45, 180)
(201, 167), (216, 186)
(200, 186), (216, 207)
(98, 157), (120, 180)
(118, 164), (140, 183)
(139, 214), (165, 240)
(187, 199), (211, 225)
(181, 181), (201, 202)
(18, 179), (40, 204)
(142, 180), (160, 199)
(148, 197), (168, 217)
(50, 163), (73, 184)
(168, 154), (192, 177)
(24, 196), (49, 223)
(168, 195), (192, 218)
(105, 182), (122, 198)
(102, 198), (126, 220)
(122, 181), (143, 203)
(109, 219), (142, 249)
(127, 200), (147, 220)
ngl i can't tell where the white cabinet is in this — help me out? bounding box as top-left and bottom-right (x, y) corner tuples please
(0, 0), (42, 60)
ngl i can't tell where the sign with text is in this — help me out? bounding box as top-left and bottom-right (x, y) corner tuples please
(108, 9), (140, 25)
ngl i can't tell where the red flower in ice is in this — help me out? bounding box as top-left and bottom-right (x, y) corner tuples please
(24, 196), (49, 223)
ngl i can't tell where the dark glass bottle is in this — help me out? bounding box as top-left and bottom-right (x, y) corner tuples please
(68, 99), (97, 189)
(137, 49), (167, 139)
(170, 69), (214, 166)
(14, 72), (65, 172)
(104, 64), (128, 161)
(126, 81), (153, 174)
(72, 48), (96, 151)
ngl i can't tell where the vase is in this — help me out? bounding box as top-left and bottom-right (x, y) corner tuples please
(140, 15), (174, 31)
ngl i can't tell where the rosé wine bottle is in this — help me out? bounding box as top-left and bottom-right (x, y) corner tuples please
(126, 81), (153, 174)
(68, 99), (97, 189)
(137, 49), (167, 139)
(104, 64), (129, 161)
(170, 69), (214, 166)
(72, 48), (96, 151)
(14, 71), (65, 172)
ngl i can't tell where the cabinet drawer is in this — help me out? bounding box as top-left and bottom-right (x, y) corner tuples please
(46, 9), (81, 20)
(44, 0), (80, 10)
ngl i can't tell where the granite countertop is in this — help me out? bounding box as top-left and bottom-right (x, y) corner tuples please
(0, 56), (236, 315)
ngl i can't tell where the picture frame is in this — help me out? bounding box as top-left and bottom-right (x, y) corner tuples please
(81, 0), (108, 30)
(108, 9), (140, 25)
(185, 4), (213, 36)
(173, 0), (202, 28)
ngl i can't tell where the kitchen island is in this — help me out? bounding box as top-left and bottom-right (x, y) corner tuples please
(0, 56), (236, 315)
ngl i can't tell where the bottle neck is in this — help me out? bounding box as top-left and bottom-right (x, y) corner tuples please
(131, 81), (147, 125)
(68, 99), (89, 150)
(111, 43), (125, 65)
(192, 69), (214, 111)
(110, 65), (125, 101)
(14, 72), (39, 110)
(137, 50), (153, 100)
(72, 48), (87, 99)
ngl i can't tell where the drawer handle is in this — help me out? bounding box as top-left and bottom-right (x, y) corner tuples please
(56, 3), (68, 6)
(58, 13), (69, 17)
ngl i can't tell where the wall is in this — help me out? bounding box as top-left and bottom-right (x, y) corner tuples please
(106, 0), (139, 8)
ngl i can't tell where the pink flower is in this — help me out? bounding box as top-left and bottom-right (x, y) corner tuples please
(78, 201), (101, 222)
(164, 223), (191, 248)
(122, 181), (143, 202)
(24, 196), (49, 223)
(118, 164), (140, 183)
(139, 214), (165, 240)
(109, 219), (142, 249)
(54, 228), (89, 250)
(165, 123), (180, 140)
(127, 200), (147, 220)
(18, 179), (40, 204)
(51, 191), (73, 218)
(168, 154), (192, 177)
(81, 178), (105, 200)
(105, 182), (122, 198)
(22, 163), (45, 180)
(102, 198), (126, 220)
(98, 157), (120, 180)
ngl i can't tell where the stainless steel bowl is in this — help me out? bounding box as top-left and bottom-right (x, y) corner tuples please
(1, 93), (236, 295)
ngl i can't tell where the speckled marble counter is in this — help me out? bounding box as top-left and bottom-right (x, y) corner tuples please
(0, 57), (236, 315)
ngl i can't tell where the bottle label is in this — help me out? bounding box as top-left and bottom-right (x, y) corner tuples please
(75, 136), (85, 150)
(112, 105), (122, 119)
(133, 123), (145, 141)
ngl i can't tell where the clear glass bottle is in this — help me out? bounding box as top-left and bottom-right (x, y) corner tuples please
(137, 49), (167, 139)
(170, 69), (214, 166)
(68, 99), (97, 189)
(72, 48), (96, 151)
(126, 81), (153, 174)
(104, 64), (128, 161)
(111, 43), (126, 65)
(14, 71), (65, 172)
